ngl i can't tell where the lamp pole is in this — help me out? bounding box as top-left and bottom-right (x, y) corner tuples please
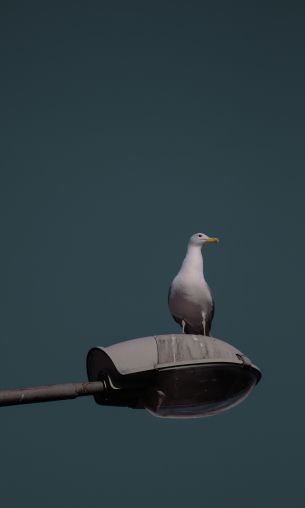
(0, 381), (105, 407)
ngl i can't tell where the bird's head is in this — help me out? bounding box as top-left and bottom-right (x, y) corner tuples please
(189, 232), (220, 248)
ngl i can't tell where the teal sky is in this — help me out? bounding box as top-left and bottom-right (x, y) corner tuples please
(1, 2), (304, 507)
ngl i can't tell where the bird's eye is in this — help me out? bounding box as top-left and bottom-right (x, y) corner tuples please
(198, 234), (202, 238)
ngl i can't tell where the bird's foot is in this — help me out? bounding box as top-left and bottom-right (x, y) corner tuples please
(182, 320), (186, 334)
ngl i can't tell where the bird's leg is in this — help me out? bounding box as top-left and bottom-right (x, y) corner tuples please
(201, 312), (206, 336)
(182, 320), (186, 334)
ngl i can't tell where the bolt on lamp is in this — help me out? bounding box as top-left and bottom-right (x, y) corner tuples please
(0, 334), (261, 418)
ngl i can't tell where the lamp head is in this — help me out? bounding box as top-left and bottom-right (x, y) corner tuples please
(87, 335), (261, 419)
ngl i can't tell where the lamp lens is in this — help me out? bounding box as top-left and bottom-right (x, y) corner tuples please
(144, 364), (258, 419)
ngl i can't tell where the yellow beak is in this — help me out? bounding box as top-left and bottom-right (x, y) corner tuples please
(206, 237), (220, 244)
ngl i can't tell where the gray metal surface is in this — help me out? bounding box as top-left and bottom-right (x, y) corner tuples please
(155, 334), (251, 367)
(104, 336), (158, 374)
(91, 334), (255, 376)
(0, 381), (104, 407)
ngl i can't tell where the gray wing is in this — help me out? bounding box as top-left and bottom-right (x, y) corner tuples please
(168, 284), (183, 327)
(204, 282), (215, 335)
(205, 296), (215, 336)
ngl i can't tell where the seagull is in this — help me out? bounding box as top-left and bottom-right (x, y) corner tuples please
(168, 233), (219, 336)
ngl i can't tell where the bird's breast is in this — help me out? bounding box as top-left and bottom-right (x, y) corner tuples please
(170, 276), (213, 308)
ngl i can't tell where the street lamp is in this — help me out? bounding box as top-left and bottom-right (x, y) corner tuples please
(0, 334), (261, 418)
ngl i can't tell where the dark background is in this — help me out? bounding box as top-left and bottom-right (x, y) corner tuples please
(1, 1), (304, 507)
